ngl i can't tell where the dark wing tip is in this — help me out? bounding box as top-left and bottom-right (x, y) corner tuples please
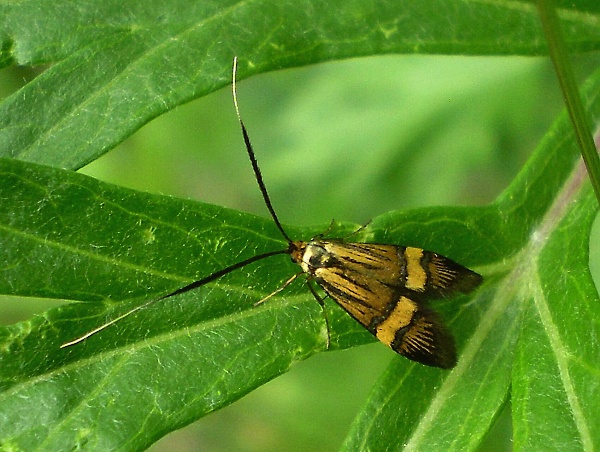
(427, 254), (483, 298)
(453, 268), (483, 293)
(393, 306), (457, 369)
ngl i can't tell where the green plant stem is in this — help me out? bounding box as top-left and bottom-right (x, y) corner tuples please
(536, 0), (600, 204)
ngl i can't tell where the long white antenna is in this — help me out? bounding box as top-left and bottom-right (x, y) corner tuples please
(60, 299), (157, 348)
(60, 57), (292, 348)
(233, 56), (241, 120)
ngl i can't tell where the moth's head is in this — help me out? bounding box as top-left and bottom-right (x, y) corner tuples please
(288, 240), (307, 265)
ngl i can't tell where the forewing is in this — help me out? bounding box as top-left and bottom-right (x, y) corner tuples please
(310, 242), (462, 368)
(319, 242), (482, 298)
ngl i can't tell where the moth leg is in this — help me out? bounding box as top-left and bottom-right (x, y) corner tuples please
(313, 219), (371, 241)
(312, 219), (337, 240)
(254, 272), (303, 306)
(342, 219), (372, 240)
(307, 282), (331, 351)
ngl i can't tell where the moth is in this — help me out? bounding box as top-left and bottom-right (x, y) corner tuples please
(63, 58), (482, 369)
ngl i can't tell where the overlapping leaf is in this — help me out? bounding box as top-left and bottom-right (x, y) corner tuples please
(1, 0), (599, 170)
(343, 68), (600, 451)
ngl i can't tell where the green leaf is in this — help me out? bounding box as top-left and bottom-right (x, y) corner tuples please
(0, 157), (328, 450)
(0, 155), (483, 449)
(1, 0), (600, 169)
(536, 0), (600, 202)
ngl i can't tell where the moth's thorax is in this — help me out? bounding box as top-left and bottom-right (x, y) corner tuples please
(290, 240), (336, 274)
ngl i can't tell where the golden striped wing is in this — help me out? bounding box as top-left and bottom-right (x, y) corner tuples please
(296, 240), (482, 368)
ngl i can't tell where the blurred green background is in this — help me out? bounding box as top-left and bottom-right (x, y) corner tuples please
(2, 55), (599, 450)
